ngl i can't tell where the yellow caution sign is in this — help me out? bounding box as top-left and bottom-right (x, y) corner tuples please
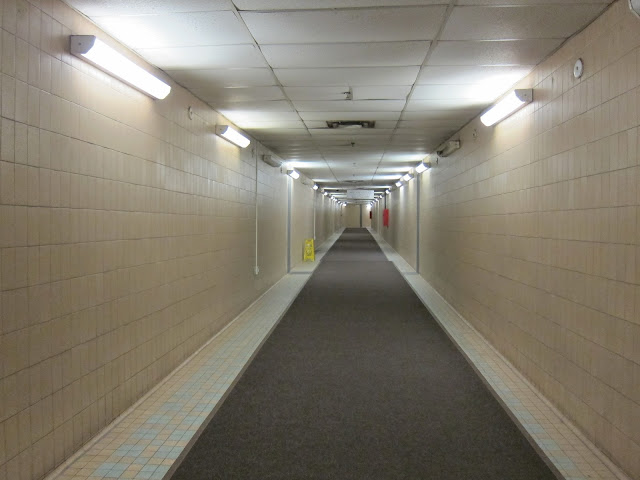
(303, 238), (315, 262)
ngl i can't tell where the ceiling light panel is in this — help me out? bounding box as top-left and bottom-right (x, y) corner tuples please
(428, 39), (563, 66)
(90, 11), (253, 49)
(261, 42), (430, 68)
(240, 7), (447, 44)
(65, 0), (233, 15)
(274, 67), (420, 87)
(169, 68), (277, 88)
(441, 5), (607, 41)
(137, 45), (268, 69)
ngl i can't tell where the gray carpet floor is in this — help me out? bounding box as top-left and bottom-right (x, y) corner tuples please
(168, 228), (557, 480)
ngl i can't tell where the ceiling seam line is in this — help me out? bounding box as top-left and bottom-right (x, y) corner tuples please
(229, 0), (339, 183)
(372, 0), (457, 183)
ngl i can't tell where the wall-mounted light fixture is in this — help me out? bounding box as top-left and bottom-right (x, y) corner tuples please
(480, 89), (533, 127)
(262, 154), (282, 167)
(415, 161), (431, 173)
(70, 35), (171, 99)
(395, 181), (403, 188)
(385, 189), (390, 195)
(437, 140), (461, 157)
(312, 184), (318, 190)
(402, 173), (414, 182)
(287, 169), (300, 179)
(216, 125), (250, 148)
(323, 191), (328, 196)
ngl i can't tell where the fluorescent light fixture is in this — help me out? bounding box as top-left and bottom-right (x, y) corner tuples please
(69, 35), (171, 100)
(395, 181), (403, 187)
(402, 173), (414, 182)
(415, 162), (431, 174)
(312, 184), (319, 190)
(287, 169), (300, 179)
(437, 140), (461, 157)
(216, 125), (250, 148)
(480, 89), (533, 127)
(262, 155), (282, 168)
(323, 192), (328, 196)
(385, 189), (390, 195)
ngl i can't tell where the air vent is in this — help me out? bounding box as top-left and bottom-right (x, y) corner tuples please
(326, 120), (375, 129)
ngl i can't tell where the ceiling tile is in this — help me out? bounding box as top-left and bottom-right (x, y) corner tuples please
(235, 0), (447, 8)
(193, 86), (285, 103)
(293, 100), (405, 112)
(65, 0), (233, 15)
(428, 39), (564, 66)
(405, 98), (489, 110)
(441, 5), (607, 41)
(219, 100), (294, 113)
(352, 86), (411, 100)
(300, 111), (401, 121)
(169, 68), (277, 88)
(398, 119), (463, 128)
(275, 67), (420, 86)
(284, 87), (351, 102)
(240, 7), (447, 44)
(90, 11), (252, 49)
(402, 109), (478, 121)
(261, 42), (429, 68)
(222, 111), (302, 123)
(137, 45), (267, 69)
(239, 121), (307, 129)
(417, 65), (533, 85)
(412, 84), (513, 103)
(457, 0), (611, 5)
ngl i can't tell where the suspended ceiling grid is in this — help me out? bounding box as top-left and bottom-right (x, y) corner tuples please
(66, 0), (612, 189)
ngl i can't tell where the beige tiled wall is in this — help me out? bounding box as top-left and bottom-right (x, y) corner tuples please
(344, 204), (361, 228)
(381, 1), (640, 477)
(0, 0), (318, 478)
(314, 193), (341, 247)
(380, 178), (418, 270)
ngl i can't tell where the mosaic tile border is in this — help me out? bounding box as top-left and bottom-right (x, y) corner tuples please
(369, 229), (631, 480)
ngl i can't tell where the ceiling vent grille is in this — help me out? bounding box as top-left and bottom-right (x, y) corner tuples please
(326, 120), (375, 129)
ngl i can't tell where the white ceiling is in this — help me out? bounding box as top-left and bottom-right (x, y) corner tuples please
(66, 0), (612, 194)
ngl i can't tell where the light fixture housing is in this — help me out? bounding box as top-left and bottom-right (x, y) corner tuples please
(385, 189), (390, 195)
(312, 184), (318, 190)
(480, 89), (533, 127)
(70, 35), (171, 99)
(395, 181), (403, 187)
(262, 154), (282, 168)
(437, 140), (461, 157)
(216, 125), (250, 148)
(415, 161), (431, 173)
(287, 169), (300, 179)
(402, 173), (414, 182)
